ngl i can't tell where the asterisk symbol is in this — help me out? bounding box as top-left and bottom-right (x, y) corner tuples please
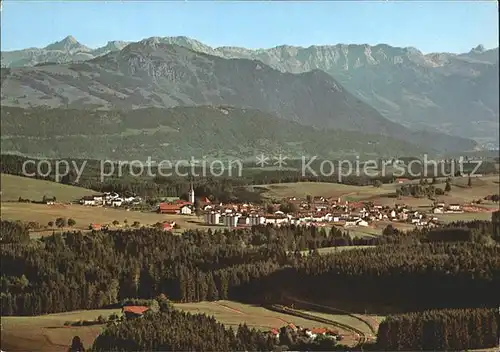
(256, 154), (270, 168)
(273, 154), (288, 169)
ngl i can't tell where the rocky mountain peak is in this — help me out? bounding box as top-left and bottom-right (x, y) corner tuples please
(44, 35), (90, 52)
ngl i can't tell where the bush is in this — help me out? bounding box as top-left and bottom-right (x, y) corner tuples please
(97, 315), (107, 324)
(67, 218), (76, 227)
(55, 217), (66, 228)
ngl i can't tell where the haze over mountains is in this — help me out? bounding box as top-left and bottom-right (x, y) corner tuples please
(1, 35), (498, 160)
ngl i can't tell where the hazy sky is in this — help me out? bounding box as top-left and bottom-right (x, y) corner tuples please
(1, 1), (498, 53)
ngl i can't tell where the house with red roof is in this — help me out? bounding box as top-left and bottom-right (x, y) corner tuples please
(122, 305), (149, 318)
(158, 203), (181, 214)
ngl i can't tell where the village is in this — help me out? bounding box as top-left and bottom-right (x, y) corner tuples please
(76, 185), (471, 231)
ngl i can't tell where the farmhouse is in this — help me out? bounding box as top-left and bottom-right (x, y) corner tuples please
(433, 206), (444, 214)
(43, 196), (56, 205)
(111, 198), (123, 207)
(180, 204), (193, 215)
(81, 196), (96, 206)
(448, 204), (462, 212)
(162, 221), (176, 231)
(122, 305), (149, 319)
(158, 203), (181, 214)
(89, 223), (102, 231)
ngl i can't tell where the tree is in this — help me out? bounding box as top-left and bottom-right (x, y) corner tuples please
(112, 220), (119, 226)
(468, 176), (472, 187)
(132, 221), (141, 228)
(55, 217), (66, 228)
(68, 335), (85, 352)
(383, 224), (397, 236)
(48, 221), (54, 227)
(266, 204), (275, 214)
(67, 218), (76, 227)
(154, 222), (163, 230)
(279, 202), (297, 214)
(445, 181), (451, 192)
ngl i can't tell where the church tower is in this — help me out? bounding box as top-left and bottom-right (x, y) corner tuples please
(188, 181), (195, 204)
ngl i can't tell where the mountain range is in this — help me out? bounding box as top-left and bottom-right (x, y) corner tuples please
(2, 35), (498, 147)
(0, 35), (497, 160)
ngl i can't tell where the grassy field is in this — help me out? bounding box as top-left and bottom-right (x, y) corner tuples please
(259, 176), (499, 207)
(1, 309), (120, 352)
(258, 182), (397, 200)
(295, 308), (382, 335)
(435, 212), (494, 223)
(0, 202), (212, 234)
(368, 175), (499, 208)
(0, 173), (93, 203)
(298, 245), (377, 256)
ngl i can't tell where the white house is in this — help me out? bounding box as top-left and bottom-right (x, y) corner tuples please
(81, 197), (96, 206)
(111, 198), (123, 207)
(92, 194), (105, 204)
(448, 204), (462, 211)
(264, 216), (289, 225)
(180, 205), (192, 215)
(356, 219), (369, 227)
(433, 207), (444, 214)
(345, 220), (358, 227)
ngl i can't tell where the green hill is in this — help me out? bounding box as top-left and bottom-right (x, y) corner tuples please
(0, 173), (92, 203)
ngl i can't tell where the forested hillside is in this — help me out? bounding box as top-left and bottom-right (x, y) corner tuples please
(2, 219), (499, 351)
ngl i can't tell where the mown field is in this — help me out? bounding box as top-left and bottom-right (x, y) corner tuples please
(258, 182), (398, 200)
(0, 202), (210, 234)
(0, 173), (92, 203)
(1, 309), (121, 352)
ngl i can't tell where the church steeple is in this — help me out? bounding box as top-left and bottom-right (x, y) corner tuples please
(188, 180), (195, 204)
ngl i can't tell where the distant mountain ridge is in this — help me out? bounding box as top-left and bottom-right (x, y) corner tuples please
(0, 40), (477, 153)
(1, 35), (498, 145)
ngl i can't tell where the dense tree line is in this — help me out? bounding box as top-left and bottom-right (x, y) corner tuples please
(2, 220), (499, 317)
(0, 220), (30, 244)
(377, 308), (499, 350)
